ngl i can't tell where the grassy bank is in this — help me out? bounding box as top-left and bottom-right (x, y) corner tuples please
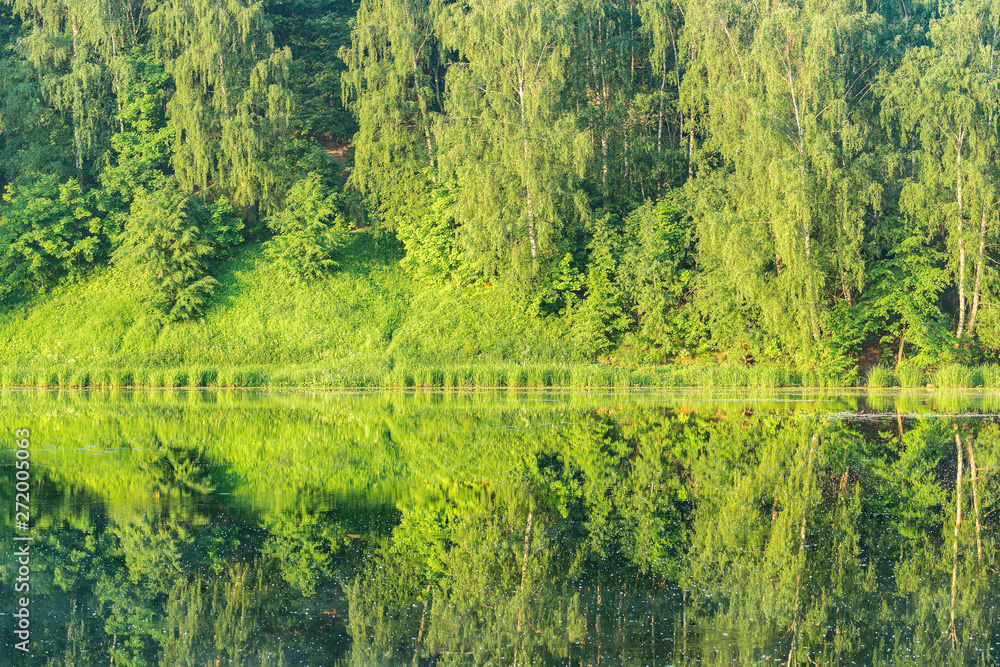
(6, 360), (998, 389)
(0, 234), (576, 381)
(2, 232), (998, 390)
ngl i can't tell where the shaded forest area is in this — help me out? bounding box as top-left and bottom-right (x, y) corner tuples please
(2, 0), (1000, 381)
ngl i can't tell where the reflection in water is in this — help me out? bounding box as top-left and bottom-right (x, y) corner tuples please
(0, 389), (998, 664)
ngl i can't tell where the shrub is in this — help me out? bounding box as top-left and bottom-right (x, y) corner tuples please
(0, 175), (100, 300)
(265, 173), (347, 280)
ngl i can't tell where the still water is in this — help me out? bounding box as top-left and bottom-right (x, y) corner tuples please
(0, 388), (998, 665)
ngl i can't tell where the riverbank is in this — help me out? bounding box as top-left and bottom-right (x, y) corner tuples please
(1, 233), (997, 390)
(2, 360), (999, 389)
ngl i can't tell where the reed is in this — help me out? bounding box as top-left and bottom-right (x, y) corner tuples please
(865, 365), (896, 389)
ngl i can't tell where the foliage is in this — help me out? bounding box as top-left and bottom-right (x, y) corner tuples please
(264, 172), (347, 279)
(113, 179), (218, 321)
(394, 172), (460, 284)
(0, 174), (101, 300)
(6, 0), (1000, 375)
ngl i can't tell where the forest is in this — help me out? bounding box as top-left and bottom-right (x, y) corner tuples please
(1, 0), (999, 383)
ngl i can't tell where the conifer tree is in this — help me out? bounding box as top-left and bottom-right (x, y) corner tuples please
(265, 172), (346, 280)
(113, 178), (218, 320)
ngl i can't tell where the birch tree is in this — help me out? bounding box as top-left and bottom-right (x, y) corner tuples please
(149, 0), (292, 211)
(684, 0), (884, 358)
(435, 0), (589, 278)
(885, 0), (1000, 341)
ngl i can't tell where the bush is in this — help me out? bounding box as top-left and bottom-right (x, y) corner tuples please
(265, 173), (347, 280)
(0, 175), (101, 300)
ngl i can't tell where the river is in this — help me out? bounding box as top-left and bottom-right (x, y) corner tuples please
(0, 388), (997, 664)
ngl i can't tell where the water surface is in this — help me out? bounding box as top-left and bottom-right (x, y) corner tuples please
(1, 389), (998, 665)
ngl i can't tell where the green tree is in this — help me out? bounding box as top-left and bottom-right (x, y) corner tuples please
(0, 173), (100, 300)
(113, 178), (218, 320)
(99, 48), (175, 235)
(264, 172), (347, 279)
(436, 0), (590, 279)
(683, 0), (886, 363)
(340, 0), (441, 226)
(149, 0), (293, 210)
(884, 0), (1000, 341)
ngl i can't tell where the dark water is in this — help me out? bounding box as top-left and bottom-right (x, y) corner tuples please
(0, 388), (998, 665)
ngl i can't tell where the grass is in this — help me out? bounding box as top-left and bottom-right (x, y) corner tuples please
(933, 363), (982, 388)
(866, 365), (896, 389)
(4, 358), (1000, 390)
(0, 361), (805, 389)
(3, 233), (1000, 389)
(896, 363), (925, 388)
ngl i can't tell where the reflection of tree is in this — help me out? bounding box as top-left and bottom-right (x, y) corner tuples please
(678, 418), (1000, 665)
(678, 420), (873, 664)
(3, 391), (1000, 665)
(884, 426), (998, 665)
(346, 406), (696, 665)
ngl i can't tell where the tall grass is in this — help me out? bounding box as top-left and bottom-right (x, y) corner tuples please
(865, 365), (896, 389)
(933, 364), (981, 388)
(6, 359), (1000, 389)
(980, 364), (1000, 388)
(896, 363), (925, 388)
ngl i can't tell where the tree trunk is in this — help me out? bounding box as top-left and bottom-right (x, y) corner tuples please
(413, 59), (435, 171)
(967, 206), (987, 337)
(657, 51), (667, 154)
(949, 433), (963, 646)
(517, 64), (537, 263)
(956, 130), (967, 338)
(512, 510), (533, 667)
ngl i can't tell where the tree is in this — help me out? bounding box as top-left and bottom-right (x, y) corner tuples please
(340, 0), (442, 227)
(113, 178), (218, 320)
(683, 0), (886, 362)
(7, 0), (129, 178)
(149, 0), (293, 211)
(264, 172), (347, 279)
(0, 173), (101, 300)
(884, 0), (1000, 341)
(435, 0), (590, 279)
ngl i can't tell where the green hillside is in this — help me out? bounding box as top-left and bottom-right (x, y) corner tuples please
(4, 0), (1000, 386)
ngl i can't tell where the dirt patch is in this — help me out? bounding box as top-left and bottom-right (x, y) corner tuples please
(317, 136), (352, 167)
(856, 331), (895, 374)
